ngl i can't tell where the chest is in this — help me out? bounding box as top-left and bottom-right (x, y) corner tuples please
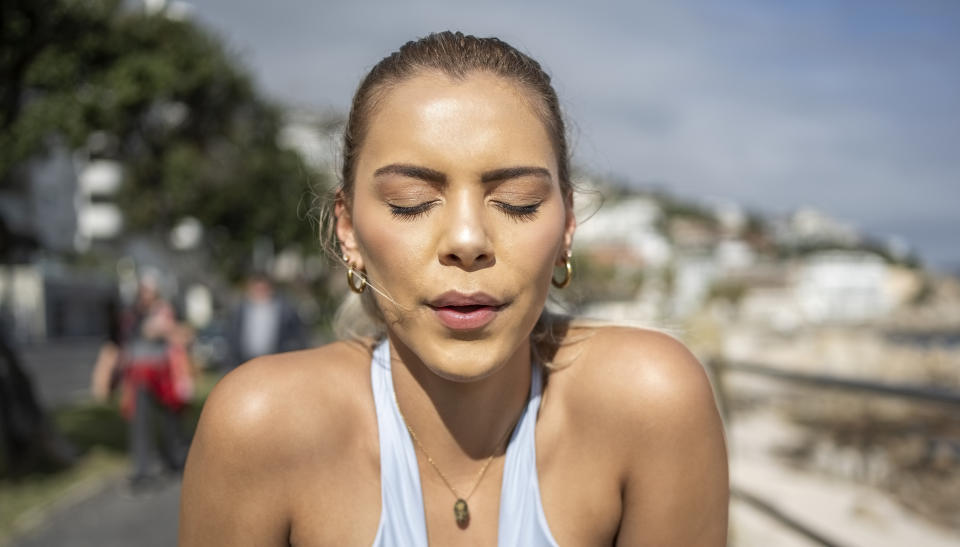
(285, 409), (622, 546)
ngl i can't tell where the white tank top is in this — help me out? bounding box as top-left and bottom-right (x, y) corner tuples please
(370, 339), (559, 546)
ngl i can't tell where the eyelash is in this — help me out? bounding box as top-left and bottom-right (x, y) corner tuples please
(389, 201), (438, 221)
(494, 202), (541, 222)
(388, 201), (542, 222)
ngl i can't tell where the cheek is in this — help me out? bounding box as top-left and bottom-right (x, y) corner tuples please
(353, 208), (433, 291)
(493, 211), (567, 294)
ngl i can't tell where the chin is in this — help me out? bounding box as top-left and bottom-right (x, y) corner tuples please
(382, 293), (544, 382)
(428, 338), (517, 382)
(392, 325), (527, 383)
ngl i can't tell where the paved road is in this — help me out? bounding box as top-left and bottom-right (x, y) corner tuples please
(11, 478), (181, 547)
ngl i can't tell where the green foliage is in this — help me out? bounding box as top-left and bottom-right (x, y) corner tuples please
(1, 0), (328, 278)
(660, 201), (715, 224)
(910, 277), (934, 306)
(570, 251), (645, 305)
(777, 239), (921, 269)
(707, 280), (748, 305)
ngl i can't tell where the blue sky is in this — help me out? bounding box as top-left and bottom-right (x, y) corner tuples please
(185, 0), (960, 271)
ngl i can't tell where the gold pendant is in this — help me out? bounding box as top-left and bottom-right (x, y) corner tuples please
(454, 498), (469, 526)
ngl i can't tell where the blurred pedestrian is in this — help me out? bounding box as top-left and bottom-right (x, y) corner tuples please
(90, 293), (121, 402)
(224, 273), (307, 370)
(94, 272), (194, 489)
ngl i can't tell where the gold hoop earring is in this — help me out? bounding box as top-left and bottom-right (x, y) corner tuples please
(346, 267), (367, 294)
(552, 253), (572, 289)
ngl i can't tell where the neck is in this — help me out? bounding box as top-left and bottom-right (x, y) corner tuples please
(388, 335), (532, 462)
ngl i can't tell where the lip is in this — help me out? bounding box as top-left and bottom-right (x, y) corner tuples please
(427, 291), (506, 330)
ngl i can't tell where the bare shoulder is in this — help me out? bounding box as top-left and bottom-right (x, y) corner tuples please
(551, 325), (729, 545)
(194, 339), (374, 465)
(554, 325), (718, 422)
(180, 340), (377, 545)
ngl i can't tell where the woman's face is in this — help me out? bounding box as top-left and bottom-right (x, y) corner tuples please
(337, 71), (575, 380)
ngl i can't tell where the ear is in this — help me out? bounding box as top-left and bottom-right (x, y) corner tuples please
(559, 195), (576, 263)
(334, 192), (364, 270)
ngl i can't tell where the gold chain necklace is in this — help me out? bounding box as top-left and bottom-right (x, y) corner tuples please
(399, 408), (520, 527)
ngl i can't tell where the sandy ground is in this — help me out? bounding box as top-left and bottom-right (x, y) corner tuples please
(727, 385), (960, 547)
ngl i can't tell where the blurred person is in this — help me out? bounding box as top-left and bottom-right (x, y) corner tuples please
(224, 273), (307, 370)
(181, 32), (727, 545)
(94, 272), (194, 489)
(90, 293), (122, 402)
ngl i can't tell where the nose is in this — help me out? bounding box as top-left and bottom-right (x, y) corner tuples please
(438, 194), (494, 271)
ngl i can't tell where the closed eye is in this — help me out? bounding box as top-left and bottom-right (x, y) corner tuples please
(494, 201), (541, 221)
(389, 201), (439, 220)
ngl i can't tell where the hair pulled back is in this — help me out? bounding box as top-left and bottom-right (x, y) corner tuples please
(325, 32), (576, 350)
(340, 31), (571, 200)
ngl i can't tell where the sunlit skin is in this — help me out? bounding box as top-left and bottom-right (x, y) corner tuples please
(339, 71), (573, 385)
(179, 71), (728, 546)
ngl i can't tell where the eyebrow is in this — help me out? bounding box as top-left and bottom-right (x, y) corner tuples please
(480, 166), (552, 183)
(373, 164), (446, 183)
(373, 163), (551, 184)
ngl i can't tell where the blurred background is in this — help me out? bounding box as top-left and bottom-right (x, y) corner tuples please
(1, 0), (958, 546)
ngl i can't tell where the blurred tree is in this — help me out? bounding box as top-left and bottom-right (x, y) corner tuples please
(1, 0), (329, 471)
(1, 0), (326, 277)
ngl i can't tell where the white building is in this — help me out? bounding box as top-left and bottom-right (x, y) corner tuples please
(671, 252), (719, 318)
(575, 196), (672, 268)
(795, 250), (892, 323)
(714, 238), (756, 272)
(711, 199), (747, 236)
(776, 207), (861, 247)
(74, 158), (124, 251)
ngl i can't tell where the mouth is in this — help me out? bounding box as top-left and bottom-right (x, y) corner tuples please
(427, 291), (507, 330)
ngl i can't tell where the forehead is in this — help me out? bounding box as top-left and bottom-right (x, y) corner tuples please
(358, 71), (556, 174)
